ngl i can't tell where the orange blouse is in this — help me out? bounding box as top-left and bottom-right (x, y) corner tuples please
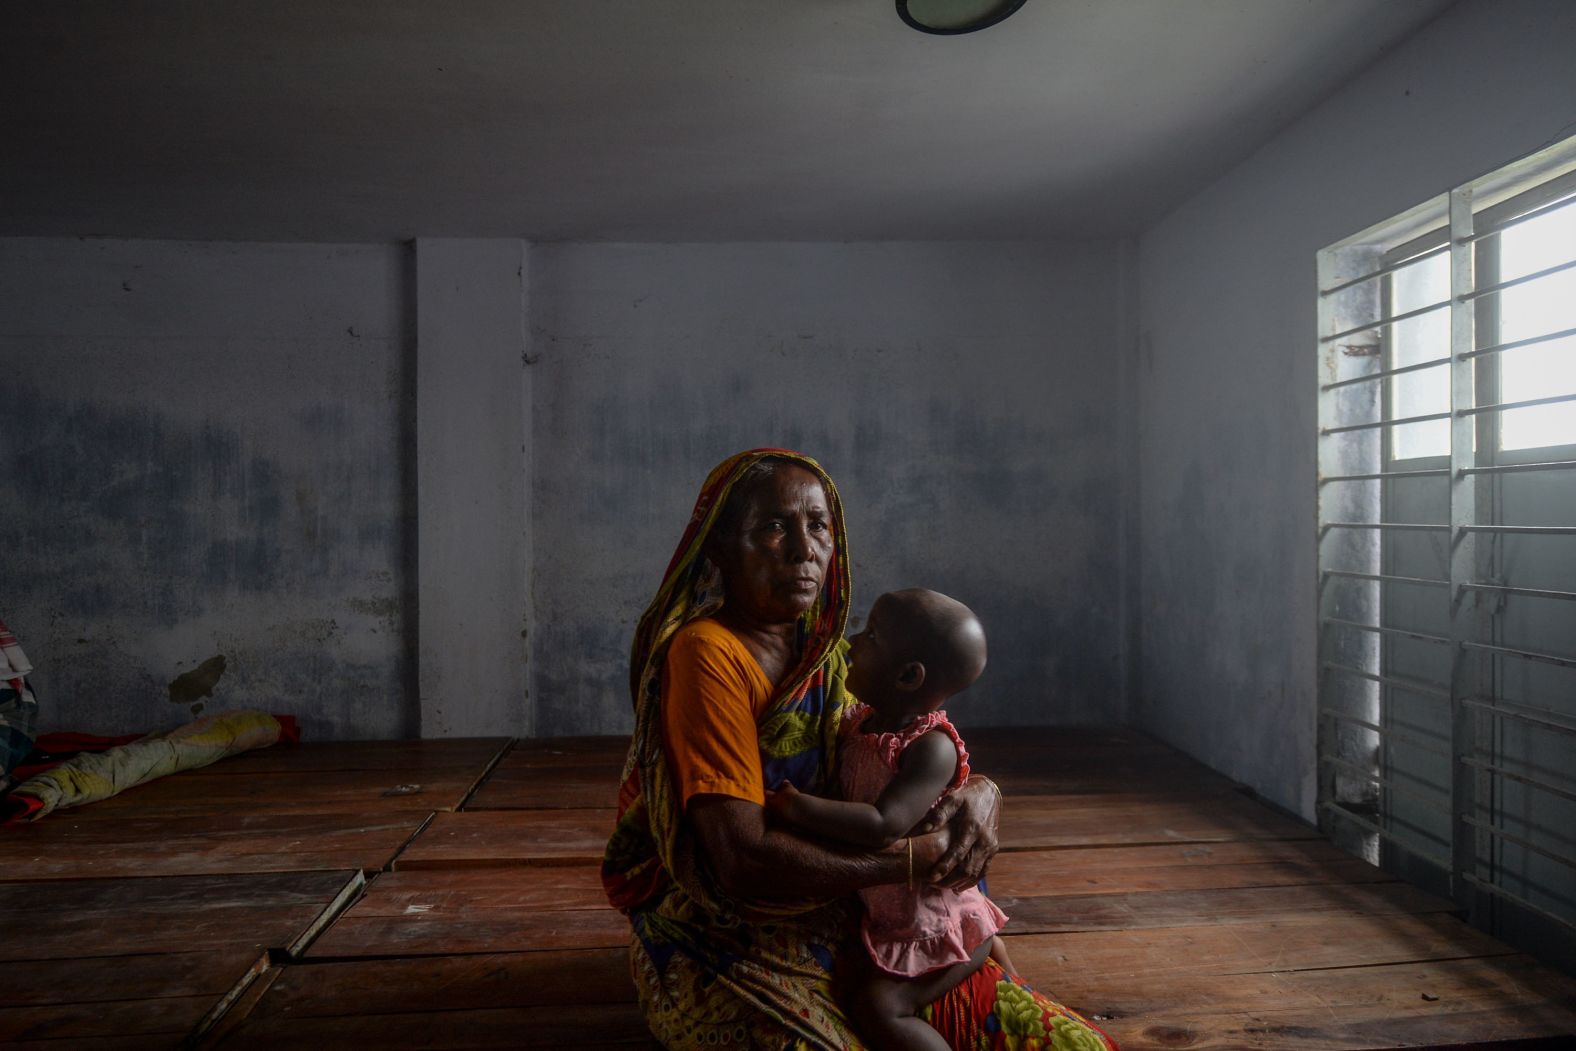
(661, 618), (772, 810)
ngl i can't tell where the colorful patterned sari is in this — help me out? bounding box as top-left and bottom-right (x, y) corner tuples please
(602, 449), (1117, 1051)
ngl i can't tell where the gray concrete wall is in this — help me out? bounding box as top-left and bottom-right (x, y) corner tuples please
(1133, 0), (1576, 819)
(0, 237), (414, 740)
(414, 239), (531, 738)
(528, 241), (1129, 737)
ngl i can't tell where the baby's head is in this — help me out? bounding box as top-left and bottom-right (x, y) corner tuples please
(846, 588), (987, 717)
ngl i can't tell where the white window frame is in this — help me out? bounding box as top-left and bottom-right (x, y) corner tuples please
(1315, 134), (1576, 963)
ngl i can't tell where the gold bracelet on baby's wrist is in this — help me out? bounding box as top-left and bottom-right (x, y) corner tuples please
(905, 836), (914, 890)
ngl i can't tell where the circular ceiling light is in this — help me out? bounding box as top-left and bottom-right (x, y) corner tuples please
(896, 0), (1028, 35)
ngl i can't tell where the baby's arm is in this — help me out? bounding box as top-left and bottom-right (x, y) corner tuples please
(766, 729), (958, 849)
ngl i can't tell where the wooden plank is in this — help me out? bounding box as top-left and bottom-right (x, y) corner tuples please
(341, 866), (611, 915)
(464, 770), (619, 810)
(215, 1004), (657, 1049)
(3, 1036), (188, 1050)
(0, 949), (263, 1007)
(0, 812), (429, 880)
(1041, 955), (1576, 1046)
(1100, 1001), (1576, 1050)
(0, 994), (217, 1042)
(303, 866), (626, 958)
(208, 738), (511, 775)
(1003, 912), (1519, 982)
(502, 737), (630, 765)
(0, 871), (356, 914)
(307, 906), (630, 958)
(998, 880), (1457, 935)
(999, 793), (1318, 848)
(986, 840), (1389, 898)
(0, 871), (361, 961)
(962, 725), (1170, 755)
(56, 768), (482, 818)
(393, 810), (616, 869)
(231, 949), (635, 1016)
(0, 810), (428, 846)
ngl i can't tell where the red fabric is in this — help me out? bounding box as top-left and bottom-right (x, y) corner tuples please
(0, 793), (45, 827)
(925, 957), (1121, 1050)
(31, 731), (143, 754)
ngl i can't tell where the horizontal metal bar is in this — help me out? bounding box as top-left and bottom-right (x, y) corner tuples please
(1318, 801), (1454, 871)
(1458, 524), (1576, 535)
(1321, 522), (1450, 532)
(1462, 640), (1576, 670)
(1322, 661), (1451, 699)
(1459, 756), (1576, 806)
(1460, 873), (1576, 934)
(1319, 243), (1451, 297)
(1461, 815), (1576, 874)
(1457, 392), (1576, 417)
(1320, 354), (1450, 392)
(1318, 754), (1452, 815)
(1322, 411), (1452, 435)
(1461, 697), (1576, 738)
(1319, 467), (1451, 484)
(1320, 298), (1451, 344)
(1460, 582), (1576, 602)
(1321, 569), (1451, 588)
(1462, 323), (1576, 360)
(1317, 707), (1452, 759)
(1322, 617), (1450, 646)
(1458, 255), (1576, 302)
(1459, 459), (1576, 476)
(1468, 190), (1576, 243)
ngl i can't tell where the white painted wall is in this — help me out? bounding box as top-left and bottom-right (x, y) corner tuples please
(1133, 0), (1576, 819)
(528, 242), (1130, 737)
(0, 237), (414, 740)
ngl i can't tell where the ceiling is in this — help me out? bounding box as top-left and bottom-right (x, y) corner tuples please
(1, 0), (1454, 243)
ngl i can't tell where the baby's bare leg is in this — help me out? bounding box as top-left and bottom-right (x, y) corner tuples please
(989, 934), (1017, 977)
(849, 938), (994, 1051)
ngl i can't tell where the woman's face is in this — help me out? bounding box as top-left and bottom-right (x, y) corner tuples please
(712, 465), (835, 626)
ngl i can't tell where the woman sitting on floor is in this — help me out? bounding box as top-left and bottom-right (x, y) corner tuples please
(601, 448), (1117, 1050)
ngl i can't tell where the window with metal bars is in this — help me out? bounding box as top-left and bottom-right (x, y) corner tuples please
(1316, 133), (1576, 968)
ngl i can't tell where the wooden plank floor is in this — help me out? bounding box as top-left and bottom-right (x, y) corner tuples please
(1, 728), (1572, 1049)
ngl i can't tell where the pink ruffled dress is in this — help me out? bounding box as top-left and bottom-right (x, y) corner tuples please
(839, 704), (1008, 977)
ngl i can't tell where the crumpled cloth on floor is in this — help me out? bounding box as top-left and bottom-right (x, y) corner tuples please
(1, 708), (299, 826)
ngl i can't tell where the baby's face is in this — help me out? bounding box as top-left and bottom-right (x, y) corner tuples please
(846, 593), (915, 705)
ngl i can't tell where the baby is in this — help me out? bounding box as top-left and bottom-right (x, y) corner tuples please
(768, 588), (1012, 1051)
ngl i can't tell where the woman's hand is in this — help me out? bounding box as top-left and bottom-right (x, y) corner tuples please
(912, 775), (1000, 889)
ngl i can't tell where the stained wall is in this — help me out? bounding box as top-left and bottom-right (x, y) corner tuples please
(528, 241), (1132, 736)
(0, 238), (415, 740)
(1, 237), (1133, 741)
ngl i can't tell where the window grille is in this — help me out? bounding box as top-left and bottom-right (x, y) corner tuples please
(1316, 134), (1576, 964)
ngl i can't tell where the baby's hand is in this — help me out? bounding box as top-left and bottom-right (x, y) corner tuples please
(764, 781), (802, 823)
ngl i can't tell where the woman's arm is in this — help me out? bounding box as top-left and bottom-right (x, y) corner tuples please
(688, 793), (951, 901)
(765, 729), (959, 849)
